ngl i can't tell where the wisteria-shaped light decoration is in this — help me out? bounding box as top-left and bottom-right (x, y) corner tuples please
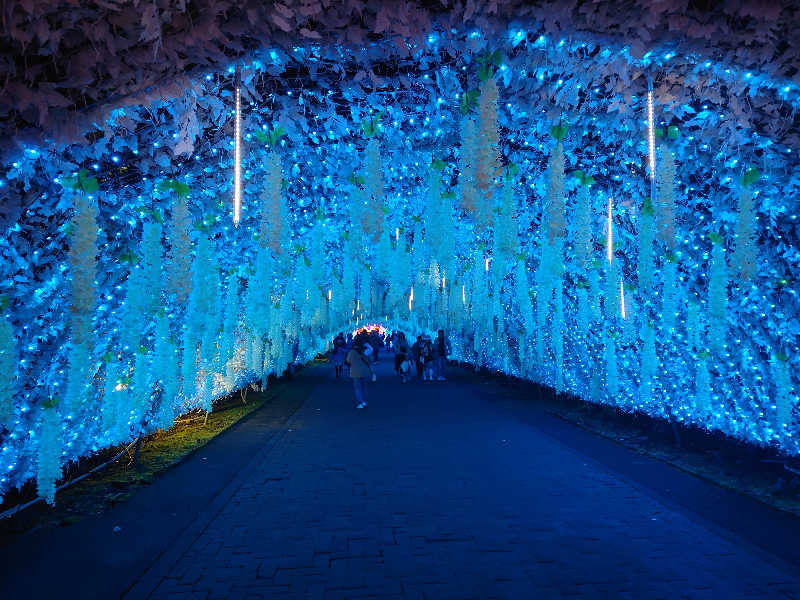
(233, 65), (242, 227)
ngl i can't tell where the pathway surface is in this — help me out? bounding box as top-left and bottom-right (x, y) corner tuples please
(124, 354), (799, 600)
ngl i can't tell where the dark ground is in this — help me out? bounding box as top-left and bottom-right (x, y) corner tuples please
(2, 354), (799, 599)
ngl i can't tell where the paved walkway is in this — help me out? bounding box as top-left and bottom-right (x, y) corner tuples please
(124, 354), (799, 600)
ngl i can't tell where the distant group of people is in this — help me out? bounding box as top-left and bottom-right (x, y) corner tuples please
(330, 328), (451, 409)
(389, 330), (451, 383)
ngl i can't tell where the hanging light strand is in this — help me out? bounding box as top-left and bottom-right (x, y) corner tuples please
(233, 65), (242, 226)
(620, 278), (626, 319)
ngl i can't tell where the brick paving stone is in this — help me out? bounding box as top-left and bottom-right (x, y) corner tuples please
(133, 356), (800, 600)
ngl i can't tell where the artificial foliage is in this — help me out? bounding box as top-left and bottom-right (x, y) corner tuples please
(0, 5), (798, 504)
(0, 315), (15, 430)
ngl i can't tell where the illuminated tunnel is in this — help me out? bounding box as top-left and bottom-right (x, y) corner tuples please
(0, 1), (797, 510)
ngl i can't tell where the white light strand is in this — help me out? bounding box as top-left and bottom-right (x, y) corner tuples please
(620, 278), (626, 319)
(607, 197), (613, 264)
(233, 67), (242, 227)
(647, 89), (656, 182)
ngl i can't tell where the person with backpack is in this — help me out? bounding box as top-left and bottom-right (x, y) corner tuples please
(345, 338), (374, 409)
(434, 329), (451, 380)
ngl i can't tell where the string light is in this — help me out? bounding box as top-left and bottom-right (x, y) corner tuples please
(620, 278), (626, 319)
(233, 65), (242, 226)
(462, 284), (466, 305)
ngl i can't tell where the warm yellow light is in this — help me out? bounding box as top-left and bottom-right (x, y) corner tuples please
(233, 67), (242, 226)
(606, 197), (613, 264)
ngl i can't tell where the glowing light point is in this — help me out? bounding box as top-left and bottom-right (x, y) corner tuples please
(620, 279), (626, 319)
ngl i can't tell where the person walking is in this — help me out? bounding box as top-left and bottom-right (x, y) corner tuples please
(394, 332), (411, 383)
(368, 329), (382, 363)
(411, 335), (424, 378)
(420, 335), (435, 381)
(345, 339), (373, 409)
(332, 332), (347, 378)
(434, 329), (451, 380)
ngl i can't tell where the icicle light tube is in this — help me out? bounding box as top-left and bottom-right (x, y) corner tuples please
(607, 197), (613, 264)
(233, 67), (242, 226)
(620, 278), (626, 319)
(647, 89), (656, 181)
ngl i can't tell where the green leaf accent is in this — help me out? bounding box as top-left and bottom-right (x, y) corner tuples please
(655, 127), (665, 138)
(477, 64), (493, 82)
(253, 130), (269, 143)
(381, 205), (390, 214)
(459, 89), (480, 115)
(490, 49), (502, 67)
(269, 126), (287, 146)
(42, 397), (59, 409)
(708, 232), (723, 245)
(550, 122), (569, 142)
(119, 375), (132, 386)
(431, 158), (446, 171)
(0, 296), (8, 311)
(776, 352), (789, 362)
(741, 167), (760, 187)
(62, 169), (100, 194)
(641, 197), (655, 215)
(157, 179), (190, 198)
(347, 173), (365, 186)
(576, 278), (589, 289)
(506, 163), (520, 178)
(361, 112), (383, 138)
(667, 125), (681, 140)
(572, 170), (584, 180)
(665, 251), (679, 264)
(137, 345), (149, 354)
(698, 350), (710, 360)
(102, 351), (114, 363)
(119, 250), (139, 265)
